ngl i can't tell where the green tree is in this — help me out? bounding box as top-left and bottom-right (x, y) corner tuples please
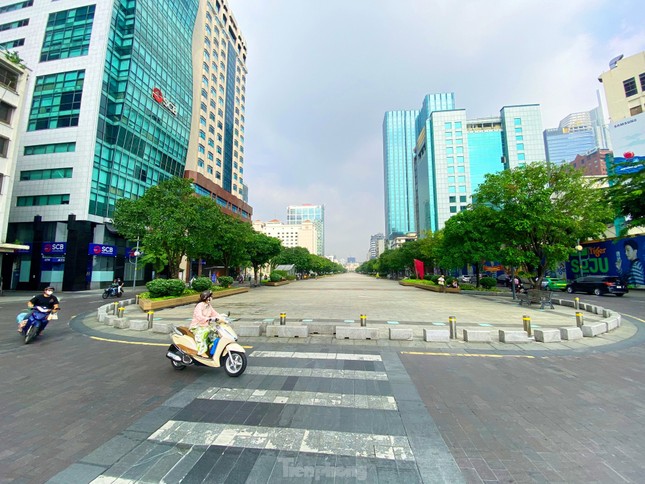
(606, 155), (645, 234)
(473, 162), (612, 286)
(246, 232), (283, 285)
(113, 177), (208, 279)
(213, 215), (255, 275)
(272, 247), (312, 275)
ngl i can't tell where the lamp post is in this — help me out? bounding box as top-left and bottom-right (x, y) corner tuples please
(131, 237), (141, 289)
(575, 240), (584, 277)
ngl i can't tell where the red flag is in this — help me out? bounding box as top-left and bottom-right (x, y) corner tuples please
(413, 259), (425, 279)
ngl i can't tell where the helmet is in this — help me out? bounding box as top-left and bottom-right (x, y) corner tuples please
(199, 290), (213, 302)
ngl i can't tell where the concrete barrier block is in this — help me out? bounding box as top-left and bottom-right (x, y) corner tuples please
(113, 318), (130, 329)
(335, 327), (379, 340)
(266, 325), (308, 338)
(463, 329), (492, 342)
(560, 299), (575, 308)
(605, 317), (619, 331)
(602, 309), (612, 318)
(389, 328), (413, 340)
(152, 321), (173, 334)
(306, 322), (345, 335)
(498, 330), (530, 343)
(423, 328), (450, 342)
(129, 319), (150, 331)
(560, 327), (583, 340)
(104, 315), (118, 326)
(581, 322), (608, 337)
(98, 312), (109, 324)
(534, 329), (561, 343)
(235, 325), (262, 337)
(616, 314), (621, 327)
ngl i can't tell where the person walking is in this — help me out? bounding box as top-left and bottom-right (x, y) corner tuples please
(438, 275), (446, 293)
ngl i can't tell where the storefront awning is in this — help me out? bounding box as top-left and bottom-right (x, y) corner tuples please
(0, 243), (30, 253)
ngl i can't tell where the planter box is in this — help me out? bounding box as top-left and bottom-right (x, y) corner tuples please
(263, 280), (289, 286)
(399, 281), (460, 293)
(138, 287), (248, 311)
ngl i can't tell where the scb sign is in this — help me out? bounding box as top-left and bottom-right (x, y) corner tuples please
(88, 243), (117, 257)
(42, 242), (66, 255)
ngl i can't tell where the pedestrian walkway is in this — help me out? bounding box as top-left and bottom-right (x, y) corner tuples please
(74, 273), (636, 353)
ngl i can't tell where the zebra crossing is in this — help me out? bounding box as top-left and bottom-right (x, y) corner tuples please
(51, 347), (462, 483)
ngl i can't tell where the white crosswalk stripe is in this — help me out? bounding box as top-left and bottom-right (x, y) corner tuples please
(244, 366), (388, 380)
(199, 387), (398, 410)
(251, 350), (382, 361)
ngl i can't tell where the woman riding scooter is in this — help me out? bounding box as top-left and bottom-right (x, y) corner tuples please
(190, 290), (224, 357)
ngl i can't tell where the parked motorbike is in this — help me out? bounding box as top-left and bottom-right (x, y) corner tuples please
(165, 314), (247, 376)
(102, 284), (123, 299)
(17, 306), (58, 344)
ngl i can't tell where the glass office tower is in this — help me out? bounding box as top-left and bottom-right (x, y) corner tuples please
(0, 0), (201, 290)
(287, 204), (324, 256)
(467, 117), (504, 191)
(383, 110), (419, 240)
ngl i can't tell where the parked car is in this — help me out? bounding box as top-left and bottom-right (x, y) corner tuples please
(459, 274), (472, 283)
(565, 276), (628, 297)
(496, 274), (510, 286)
(540, 277), (567, 291)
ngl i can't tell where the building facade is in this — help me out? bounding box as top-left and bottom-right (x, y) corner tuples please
(252, 219), (317, 255)
(598, 51), (645, 122)
(0, 0), (250, 290)
(368, 233), (385, 260)
(286, 204), (324, 256)
(544, 106), (610, 164)
(570, 149), (610, 176)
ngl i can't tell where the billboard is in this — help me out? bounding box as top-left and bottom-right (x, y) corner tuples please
(609, 112), (645, 157)
(566, 235), (645, 288)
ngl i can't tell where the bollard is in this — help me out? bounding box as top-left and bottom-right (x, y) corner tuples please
(576, 312), (584, 328)
(117, 307), (125, 318)
(279, 312), (286, 325)
(112, 302), (119, 315)
(360, 314), (367, 327)
(574, 297), (579, 310)
(448, 316), (457, 339)
(147, 310), (154, 328)
(135, 294), (140, 304)
(523, 315), (532, 336)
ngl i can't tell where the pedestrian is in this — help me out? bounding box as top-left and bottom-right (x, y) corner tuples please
(451, 279), (459, 289)
(438, 275), (445, 293)
(190, 290), (224, 358)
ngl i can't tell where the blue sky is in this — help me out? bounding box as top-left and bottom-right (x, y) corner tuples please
(230, 0), (645, 262)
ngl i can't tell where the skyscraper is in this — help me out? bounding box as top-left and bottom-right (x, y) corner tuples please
(0, 0), (250, 290)
(286, 204), (324, 256)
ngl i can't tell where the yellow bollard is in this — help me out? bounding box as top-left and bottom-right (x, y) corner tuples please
(280, 312), (286, 325)
(449, 316), (457, 339)
(523, 315), (532, 336)
(574, 297), (580, 310)
(360, 314), (367, 327)
(576, 312), (584, 328)
(117, 307), (125, 318)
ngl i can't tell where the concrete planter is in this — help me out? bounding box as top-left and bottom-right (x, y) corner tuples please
(138, 287), (248, 311)
(399, 281), (460, 293)
(263, 280), (290, 286)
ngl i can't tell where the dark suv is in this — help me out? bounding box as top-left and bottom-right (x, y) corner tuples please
(565, 276), (628, 297)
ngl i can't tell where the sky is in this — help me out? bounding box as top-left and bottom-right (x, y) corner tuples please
(229, 0), (645, 262)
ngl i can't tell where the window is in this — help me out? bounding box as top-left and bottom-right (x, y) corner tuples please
(449, 196), (456, 203)
(197, 159), (204, 168)
(0, 38), (25, 49)
(450, 206), (457, 213)
(517, 143), (524, 151)
(40, 5), (95, 62)
(444, 122), (452, 129)
(0, 101), (14, 124)
(17, 194), (70, 206)
(0, 136), (8, 157)
(624, 77), (638, 97)
(0, 1), (33, 14)
(518, 153), (526, 161)
(514, 118), (522, 126)
(24, 142), (75, 155)
(28, 70), (85, 131)
(640, 73), (645, 92)
(207, 165), (213, 174)
(630, 105), (643, 116)
(0, 18), (29, 31)
(20, 167), (73, 180)
(454, 122), (462, 129)
(0, 64), (19, 90)
(515, 127), (522, 134)
(516, 135), (523, 141)
(460, 196), (467, 203)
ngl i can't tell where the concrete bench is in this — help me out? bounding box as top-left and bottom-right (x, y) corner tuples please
(463, 329), (492, 342)
(498, 330), (530, 343)
(534, 329), (561, 343)
(423, 328), (450, 342)
(559, 327), (583, 340)
(113, 318), (129, 329)
(581, 322), (608, 337)
(266, 325), (308, 338)
(389, 328), (413, 341)
(152, 321), (173, 334)
(335, 327), (379, 340)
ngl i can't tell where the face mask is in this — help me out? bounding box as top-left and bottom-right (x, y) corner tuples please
(45, 291), (53, 295)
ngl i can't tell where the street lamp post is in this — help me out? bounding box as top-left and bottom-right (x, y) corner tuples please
(575, 240), (584, 277)
(132, 237), (141, 289)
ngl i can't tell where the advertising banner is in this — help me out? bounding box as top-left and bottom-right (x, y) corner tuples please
(88, 243), (117, 257)
(566, 235), (645, 288)
(42, 242), (66, 255)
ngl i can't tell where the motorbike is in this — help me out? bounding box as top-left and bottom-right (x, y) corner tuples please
(102, 284), (123, 299)
(165, 314), (247, 377)
(18, 306), (58, 344)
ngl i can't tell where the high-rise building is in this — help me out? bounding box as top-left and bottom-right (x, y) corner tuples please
(598, 51), (645, 122)
(0, 0), (250, 290)
(383, 110), (419, 240)
(467, 117), (504, 191)
(368, 233), (385, 260)
(286, 204), (324, 256)
(543, 105), (610, 164)
(570, 149), (611, 176)
(252, 219), (317, 255)
(500, 105), (545, 170)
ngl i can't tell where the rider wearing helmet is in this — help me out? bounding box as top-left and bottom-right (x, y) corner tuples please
(19, 286), (59, 332)
(190, 289), (223, 357)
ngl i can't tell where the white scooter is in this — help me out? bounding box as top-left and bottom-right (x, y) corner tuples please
(165, 314), (247, 377)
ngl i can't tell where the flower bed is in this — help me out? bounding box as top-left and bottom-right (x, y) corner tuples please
(138, 287), (248, 311)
